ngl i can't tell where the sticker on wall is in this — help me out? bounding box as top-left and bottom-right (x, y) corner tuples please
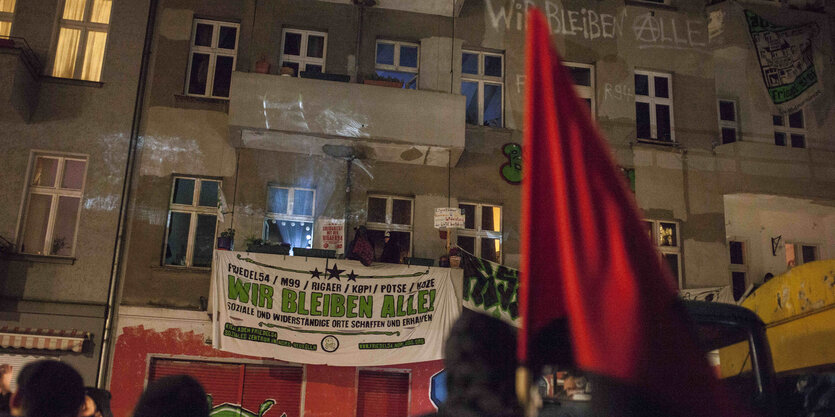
(500, 143), (522, 185)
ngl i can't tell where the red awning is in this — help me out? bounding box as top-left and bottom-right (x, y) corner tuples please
(0, 327), (89, 353)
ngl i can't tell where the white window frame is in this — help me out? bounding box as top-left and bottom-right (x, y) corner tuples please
(461, 49), (504, 127)
(645, 219), (682, 286)
(717, 99), (739, 144)
(564, 62), (595, 118)
(375, 39), (419, 88)
(279, 28), (327, 75)
(50, 0), (111, 81)
(264, 186), (316, 246)
(17, 152), (87, 257)
(366, 195), (414, 256)
(185, 19), (239, 99)
(635, 70), (675, 142)
(457, 202), (503, 262)
(163, 176), (220, 268)
(772, 109), (805, 148)
(0, 0), (15, 37)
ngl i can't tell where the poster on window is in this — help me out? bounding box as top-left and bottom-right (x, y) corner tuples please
(212, 251), (459, 366)
(744, 10), (821, 113)
(315, 218), (345, 255)
(459, 250), (520, 327)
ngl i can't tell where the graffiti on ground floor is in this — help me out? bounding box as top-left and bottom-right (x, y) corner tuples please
(209, 396), (287, 417)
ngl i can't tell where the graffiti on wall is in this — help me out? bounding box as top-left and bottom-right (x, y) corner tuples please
(460, 250), (520, 326)
(209, 397), (286, 417)
(484, 0), (708, 51)
(500, 143), (522, 184)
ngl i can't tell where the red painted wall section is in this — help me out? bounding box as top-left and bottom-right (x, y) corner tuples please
(110, 325), (444, 417)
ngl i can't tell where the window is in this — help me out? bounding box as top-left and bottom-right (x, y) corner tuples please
(644, 220), (681, 285)
(718, 99), (739, 144)
(52, 0), (112, 81)
(375, 39), (419, 89)
(150, 358), (303, 417)
(564, 62), (595, 116)
(785, 242), (818, 268)
(280, 29), (326, 76)
(264, 186), (315, 249)
(19, 153), (87, 257)
(635, 70), (674, 142)
(457, 203), (502, 263)
(772, 109), (805, 148)
(357, 370), (410, 417)
(461, 50), (503, 127)
(0, 0), (15, 37)
(164, 176), (219, 268)
(185, 19), (239, 99)
(728, 240), (747, 300)
(366, 195), (413, 260)
(634, 0), (670, 4)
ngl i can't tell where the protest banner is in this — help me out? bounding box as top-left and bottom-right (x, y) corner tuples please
(212, 251), (459, 366)
(459, 250), (520, 327)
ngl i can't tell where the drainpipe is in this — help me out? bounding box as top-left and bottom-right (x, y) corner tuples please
(96, 0), (159, 388)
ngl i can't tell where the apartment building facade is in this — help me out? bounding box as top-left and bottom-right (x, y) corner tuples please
(1, 0), (834, 415)
(0, 0), (150, 385)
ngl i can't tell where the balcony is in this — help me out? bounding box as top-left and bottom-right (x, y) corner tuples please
(228, 71), (465, 167)
(0, 37), (41, 122)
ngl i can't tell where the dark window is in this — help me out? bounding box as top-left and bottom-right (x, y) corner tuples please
(729, 241), (744, 265)
(790, 134), (805, 148)
(732, 272), (746, 301)
(719, 101), (736, 121)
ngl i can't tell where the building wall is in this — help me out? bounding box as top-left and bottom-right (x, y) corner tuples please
(0, 0), (150, 383)
(110, 307), (442, 417)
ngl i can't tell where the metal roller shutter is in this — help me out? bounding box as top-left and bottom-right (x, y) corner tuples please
(148, 358), (303, 417)
(243, 365), (303, 417)
(356, 370), (410, 417)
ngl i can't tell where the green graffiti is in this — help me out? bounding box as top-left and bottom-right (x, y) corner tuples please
(500, 143), (522, 184)
(208, 395), (284, 417)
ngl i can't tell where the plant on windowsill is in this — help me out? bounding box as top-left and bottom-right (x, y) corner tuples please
(362, 73), (404, 88)
(244, 236), (290, 255)
(217, 228), (235, 251)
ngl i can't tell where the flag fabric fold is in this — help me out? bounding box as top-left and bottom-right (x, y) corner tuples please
(519, 8), (750, 417)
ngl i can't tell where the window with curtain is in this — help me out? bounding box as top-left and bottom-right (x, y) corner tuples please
(457, 202), (502, 263)
(19, 153), (87, 257)
(0, 0), (15, 37)
(52, 0), (112, 81)
(264, 186), (316, 249)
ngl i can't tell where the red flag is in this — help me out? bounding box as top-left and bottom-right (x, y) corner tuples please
(519, 8), (750, 417)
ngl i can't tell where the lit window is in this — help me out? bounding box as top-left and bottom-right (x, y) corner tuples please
(564, 62), (595, 116)
(635, 70), (674, 142)
(374, 39), (419, 89)
(0, 0), (15, 37)
(264, 186), (316, 249)
(461, 50), (503, 127)
(718, 99), (739, 144)
(366, 195), (413, 260)
(185, 19), (239, 99)
(772, 109), (805, 148)
(19, 153), (87, 257)
(164, 176), (220, 268)
(785, 242), (818, 268)
(52, 0), (112, 81)
(644, 219), (681, 286)
(280, 29), (327, 76)
(457, 203), (502, 263)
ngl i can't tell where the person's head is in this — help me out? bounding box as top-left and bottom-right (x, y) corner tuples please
(439, 310), (520, 417)
(355, 226), (368, 240)
(80, 387), (112, 417)
(10, 360), (85, 417)
(384, 231), (391, 242)
(132, 375), (208, 417)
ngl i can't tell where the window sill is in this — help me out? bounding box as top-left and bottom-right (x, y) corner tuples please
(465, 124), (514, 134)
(41, 76), (104, 88)
(173, 94), (229, 113)
(633, 138), (680, 149)
(0, 252), (76, 265)
(151, 265), (212, 275)
(624, 0), (677, 11)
